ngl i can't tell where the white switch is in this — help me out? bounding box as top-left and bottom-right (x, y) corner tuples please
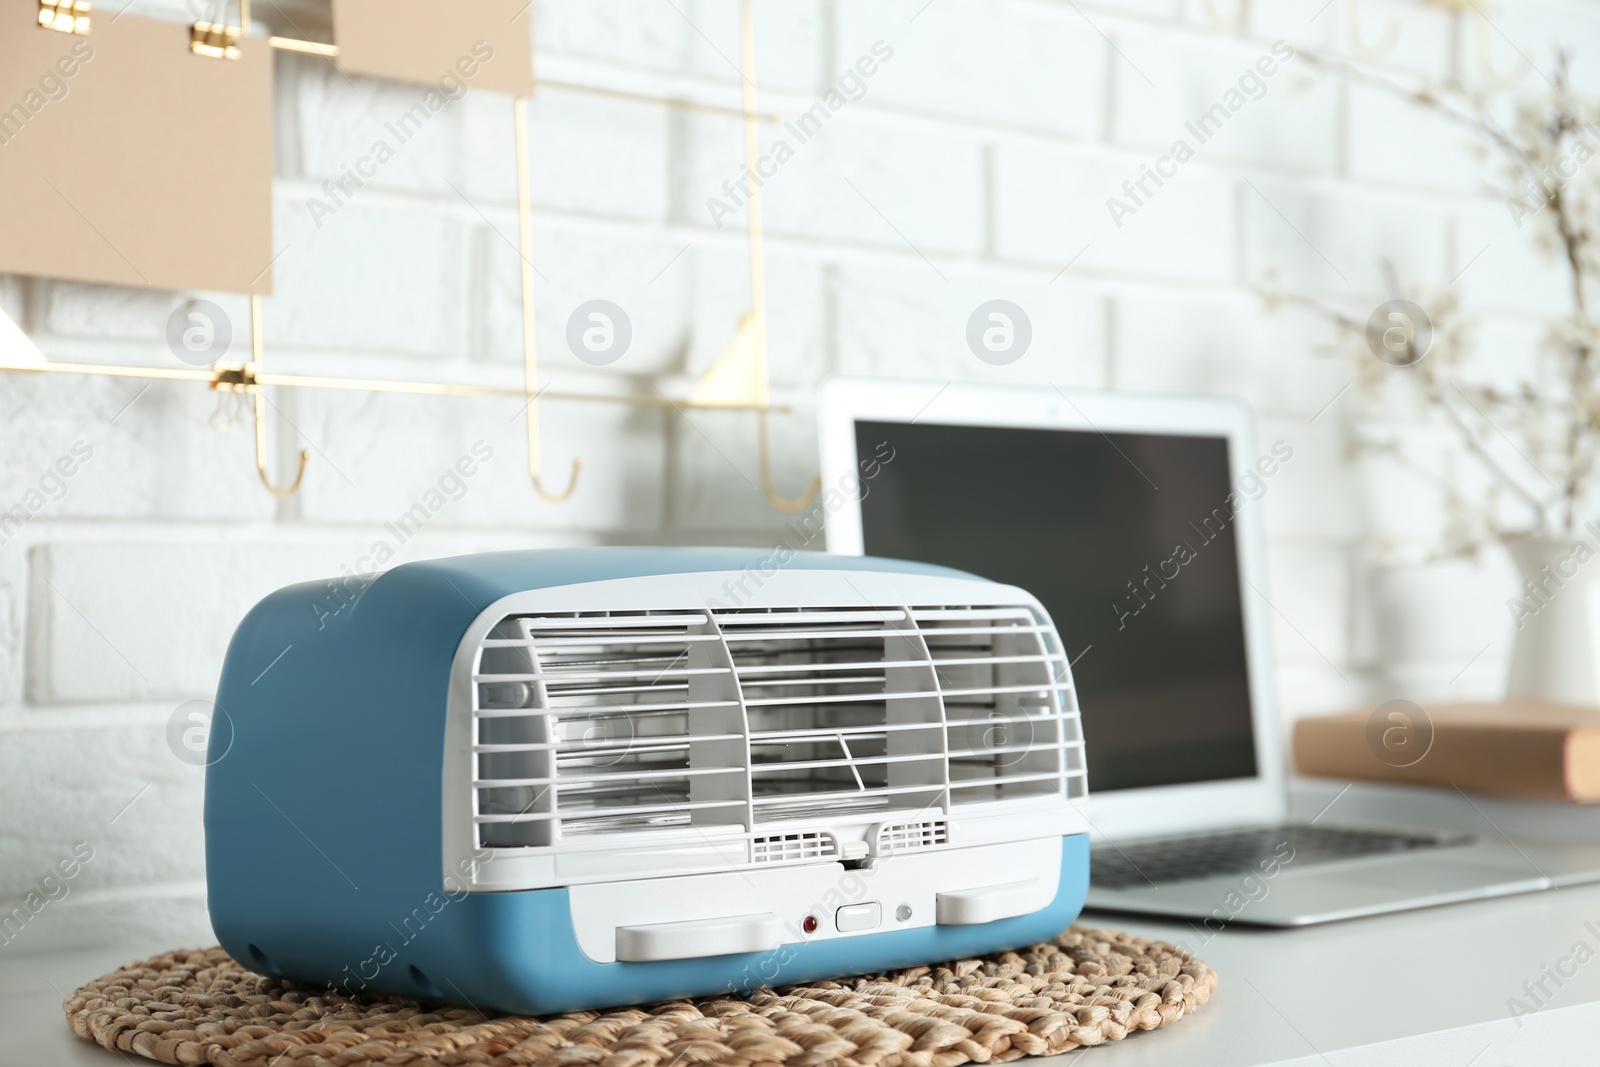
(835, 901), (882, 932)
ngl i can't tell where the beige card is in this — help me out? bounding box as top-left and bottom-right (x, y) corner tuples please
(0, 2), (274, 294)
(331, 0), (535, 97)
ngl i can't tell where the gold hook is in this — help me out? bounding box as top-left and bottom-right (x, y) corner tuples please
(1201, 0), (1249, 30)
(1425, 0), (1533, 87)
(526, 395), (580, 503)
(1346, 0), (1400, 60)
(758, 410), (821, 513)
(253, 390), (308, 496)
(740, 0), (818, 514)
(1472, 9), (1532, 88)
(246, 294), (308, 497)
(514, 95), (579, 503)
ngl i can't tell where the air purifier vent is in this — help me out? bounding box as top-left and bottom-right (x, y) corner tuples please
(751, 830), (839, 863)
(875, 817), (949, 854)
(474, 611), (744, 846)
(469, 601), (1086, 853)
(915, 606), (1087, 805)
(713, 605), (947, 826)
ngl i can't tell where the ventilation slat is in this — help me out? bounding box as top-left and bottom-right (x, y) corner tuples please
(912, 608), (1036, 622)
(476, 766), (745, 788)
(716, 610), (906, 625)
(476, 797), (747, 824)
(742, 689), (942, 708)
(928, 654), (1059, 668)
(473, 732), (744, 754)
(746, 721), (943, 741)
(910, 624), (1051, 638)
(482, 634), (725, 649)
(720, 627), (910, 642)
(948, 771), (1066, 788)
(734, 658), (926, 675)
(521, 666), (731, 684)
(750, 782), (945, 807)
(475, 699), (740, 719)
(937, 682), (1073, 698)
(539, 683), (693, 699)
(945, 711), (1064, 727)
(736, 675), (889, 690)
(520, 614), (709, 630)
(749, 752), (946, 774)
(947, 741), (1073, 759)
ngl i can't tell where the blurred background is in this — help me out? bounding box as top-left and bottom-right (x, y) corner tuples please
(2, 0), (1596, 951)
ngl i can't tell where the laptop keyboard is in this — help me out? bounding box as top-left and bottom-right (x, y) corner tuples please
(1089, 825), (1473, 890)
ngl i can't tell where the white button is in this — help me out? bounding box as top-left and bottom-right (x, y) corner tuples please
(835, 901), (882, 932)
(935, 880), (1043, 925)
(616, 913), (785, 961)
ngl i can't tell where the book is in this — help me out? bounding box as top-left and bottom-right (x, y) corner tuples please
(1292, 702), (1600, 802)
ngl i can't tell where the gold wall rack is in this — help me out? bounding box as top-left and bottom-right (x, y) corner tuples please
(10, 0), (817, 511)
(261, 32), (781, 122)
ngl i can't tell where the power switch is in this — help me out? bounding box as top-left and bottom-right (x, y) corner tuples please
(835, 901), (882, 932)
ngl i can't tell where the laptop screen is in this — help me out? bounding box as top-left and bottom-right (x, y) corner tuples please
(854, 419), (1259, 794)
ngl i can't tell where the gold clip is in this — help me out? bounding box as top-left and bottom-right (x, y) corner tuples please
(190, 20), (241, 59)
(210, 361), (256, 393)
(38, 0), (90, 34)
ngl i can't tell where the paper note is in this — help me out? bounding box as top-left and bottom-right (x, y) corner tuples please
(0, 1), (275, 294)
(331, 0), (535, 97)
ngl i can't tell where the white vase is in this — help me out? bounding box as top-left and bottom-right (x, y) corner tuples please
(1504, 535), (1600, 706)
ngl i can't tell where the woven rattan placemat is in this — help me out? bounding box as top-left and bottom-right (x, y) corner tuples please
(64, 925), (1216, 1067)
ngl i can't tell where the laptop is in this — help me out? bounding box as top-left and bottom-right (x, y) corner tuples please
(819, 378), (1600, 926)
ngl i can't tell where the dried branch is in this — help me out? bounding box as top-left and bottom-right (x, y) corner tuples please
(1295, 51), (1534, 174)
(1279, 46), (1600, 544)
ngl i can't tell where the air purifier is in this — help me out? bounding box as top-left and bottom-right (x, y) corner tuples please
(205, 548), (1090, 1013)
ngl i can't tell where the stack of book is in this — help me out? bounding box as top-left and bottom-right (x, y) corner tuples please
(1293, 702), (1600, 802)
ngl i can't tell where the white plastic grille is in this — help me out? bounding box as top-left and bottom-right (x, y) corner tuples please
(716, 606), (947, 826)
(916, 606), (1088, 806)
(470, 602), (1086, 851)
(875, 818), (950, 854)
(751, 830), (839, 863)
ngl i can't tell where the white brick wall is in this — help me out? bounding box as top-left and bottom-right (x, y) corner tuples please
(1111, 30), (1340, 173)
(833, 260), (1107, 386)
(1241, 179), (1453, 296)
(1, 0), (1591, 954)
(836, 0), (1105, 136)
(993, 138), (1239, 281)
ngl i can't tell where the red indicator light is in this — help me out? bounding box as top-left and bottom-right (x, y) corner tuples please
(802, 915), (819, 935)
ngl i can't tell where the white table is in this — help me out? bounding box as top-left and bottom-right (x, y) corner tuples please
(8, 781), (1600, 1066)
(8, 888), (1598, 1067)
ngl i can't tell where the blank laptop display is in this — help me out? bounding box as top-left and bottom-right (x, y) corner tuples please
(855, 420), (1258, 794)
